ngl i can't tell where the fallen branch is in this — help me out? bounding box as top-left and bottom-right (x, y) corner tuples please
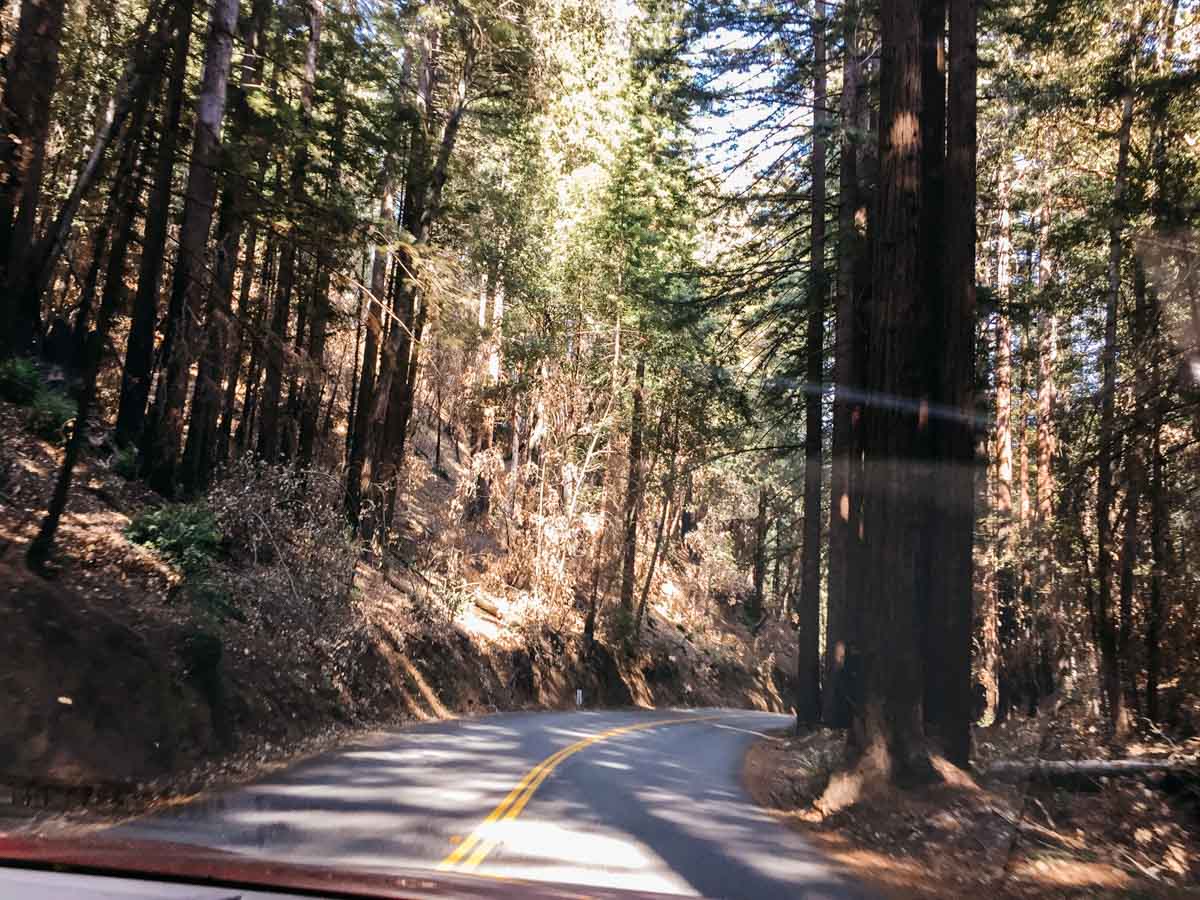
(473, 595), (501, 618)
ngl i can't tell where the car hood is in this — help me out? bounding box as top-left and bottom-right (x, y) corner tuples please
(0, 833), (683, 899)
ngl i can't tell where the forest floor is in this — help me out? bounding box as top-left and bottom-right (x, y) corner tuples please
(0, 395), (796, 829)
(744, 696), (1200, 898)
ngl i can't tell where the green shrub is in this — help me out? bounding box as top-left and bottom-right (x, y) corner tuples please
(112, 445), (139, 480)
(127, 502), (223, 575)
(0, 356), (40, 404)
(26, 388), (77, 443)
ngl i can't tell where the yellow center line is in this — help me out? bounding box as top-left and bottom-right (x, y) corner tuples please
(437, 713), (724, 873)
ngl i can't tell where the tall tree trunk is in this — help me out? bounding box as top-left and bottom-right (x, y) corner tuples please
(0, 0), (67, 355)
(916, 0), (946, 743)
(1096, 85), (1135, 739)
(926, 0), (974, 768)
(824, 0), (867, 728)
(1145, 397), (1166, 721)
(849, 0), (928, 779)
(634, 439), (678, 646)
(346, 183), (394, 528)
(215, 224), (260, 463)
(797, 0), (827, 727)
(751, 484), (769, 623)
(114, 0), (195, 448)
(25, 118), (148, 570)
(369, 20), (478, 524)
(619, 356), (645, 615)
(181, 0), (272, 490)
(258, 0), (321, 464)
(17, 1), (168, 327)
(1034, 203), (1060, 687)
(1117, 261), (1152, 716)
(992, 161), (1015, 723)
(142, 0), (239, 497)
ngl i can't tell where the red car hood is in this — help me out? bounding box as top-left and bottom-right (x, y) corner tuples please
(0, 833), (681, 899)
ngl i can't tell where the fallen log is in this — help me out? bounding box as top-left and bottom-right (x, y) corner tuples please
(473, 596), (501, 618)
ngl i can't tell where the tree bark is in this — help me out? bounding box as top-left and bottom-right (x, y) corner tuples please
(824, 0), (867, 728)
(751, 483), (769, 623)
(12, 0), (168, 349)
(797, 0), (826, 728)
(992, 161), (1015, 723)
(114, 0), (195, 448)
(925, 0), (977, 767)
(346, 182), (395, 528)
(24, 107), (149, 570)
(1034, 203), (1058, 667)
(1096, 85), (1135, 739)
(257, 0), (322, 465)
(618, 356), (645, 616)
(0, 0), (67, 355)
(181, 0), (273, 490)
(142, 0), (239, 496)
(849, 0), (929, 779)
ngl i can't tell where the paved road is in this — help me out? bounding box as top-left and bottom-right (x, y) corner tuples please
(113, 708), (866, 898)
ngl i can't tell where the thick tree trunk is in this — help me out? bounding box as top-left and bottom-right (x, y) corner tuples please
(0, 0), (67, 355)
(848, 0), (928, 779)
(142, 0), (239, 496)
(917, 0), (947, 740)
(797, 0), (827, 728)
(922, 0), (975, 767)
(114, 0), (195, 448)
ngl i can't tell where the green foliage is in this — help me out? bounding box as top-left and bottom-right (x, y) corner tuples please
(609, 603), (638, 656)
(0, 356), (41, 404)
(111, 446), (139, 480)
(26, 388), (77, 443)
(127, 502), (223, 576)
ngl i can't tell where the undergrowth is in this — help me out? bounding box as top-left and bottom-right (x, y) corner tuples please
(0, 356), (40, 404)
(26, 388), (77, 443)
(127, 502), (240, 621)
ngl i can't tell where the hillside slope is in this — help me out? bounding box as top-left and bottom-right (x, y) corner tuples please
(0, 397), (796, 806)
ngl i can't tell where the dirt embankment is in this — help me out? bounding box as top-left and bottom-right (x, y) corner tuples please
(0, 394), (795, 816)
(0, 556), (792, 813)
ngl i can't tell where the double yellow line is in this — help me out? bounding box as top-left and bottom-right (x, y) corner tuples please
(437, 714), (722, 873)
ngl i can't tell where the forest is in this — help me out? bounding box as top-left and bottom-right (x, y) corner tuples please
(1, 0), (1199, 891)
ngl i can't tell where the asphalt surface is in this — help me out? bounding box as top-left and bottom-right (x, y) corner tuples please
(112, 708), (867, 898)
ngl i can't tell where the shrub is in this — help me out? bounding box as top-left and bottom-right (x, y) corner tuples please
(111, 445), (139, 480)
(0, 356), (40, 404)
(127, 502), (223, 575)
(207, 459), (358, 602)
(26, 388), (77, 443)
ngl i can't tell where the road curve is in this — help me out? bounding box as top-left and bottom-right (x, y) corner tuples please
(112, 708), (867, 898)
